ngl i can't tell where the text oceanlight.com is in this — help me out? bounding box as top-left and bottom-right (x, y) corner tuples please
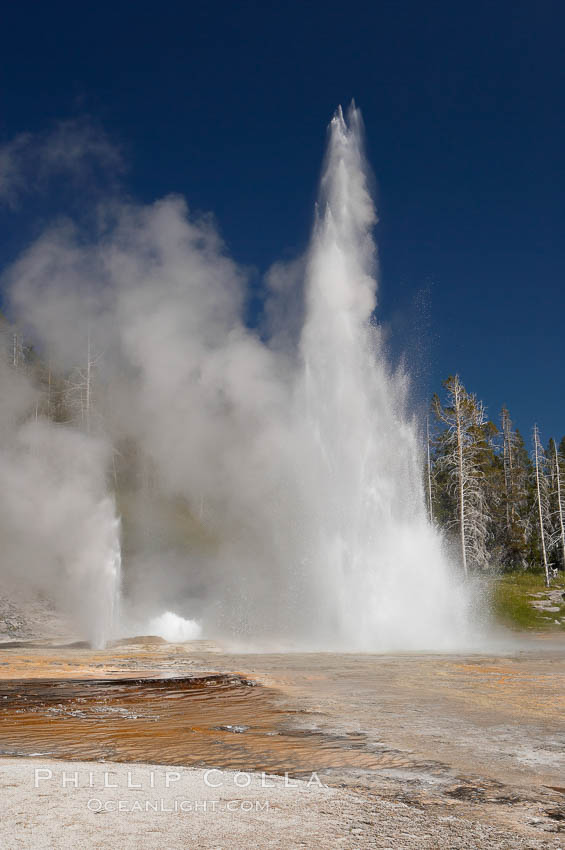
(86, 799), (271, 813)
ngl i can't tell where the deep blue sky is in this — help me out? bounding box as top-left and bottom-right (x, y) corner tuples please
(1, 1), (564, 441)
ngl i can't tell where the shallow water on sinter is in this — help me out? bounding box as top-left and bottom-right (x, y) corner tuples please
(0, 673), (415, 775)
(1, 643), (564, 791)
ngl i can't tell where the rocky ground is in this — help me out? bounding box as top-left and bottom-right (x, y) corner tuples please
(0, 588), (74, 644)
(0, 586), (564, 849)
(1, 755), (564, 850)
(528, 587), (565, 625)
(0, 639), (564, 848)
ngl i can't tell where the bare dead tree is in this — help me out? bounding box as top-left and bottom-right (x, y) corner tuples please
(532, 425), (551, 587)
(46, 357), (52, 420)
(550, 438), (565, 572)
(433, 375), (489, 576)
(12, 331), (22, 369)
(501, 407), (515, 533)
(64, 330), (101, 433)
(425, 414), (434, 524)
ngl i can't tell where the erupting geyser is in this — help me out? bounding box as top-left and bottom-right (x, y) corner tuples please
(1, 103), (477, 650)
(213, 103), (474, 649)
(285, 104), (474, 648)
(88, 498), (122, 649)
(179, 103), (475, 649)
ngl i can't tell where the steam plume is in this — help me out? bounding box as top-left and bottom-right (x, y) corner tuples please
(0, 105), (476, 649)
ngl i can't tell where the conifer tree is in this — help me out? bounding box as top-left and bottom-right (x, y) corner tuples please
(500, 408), (531, 570)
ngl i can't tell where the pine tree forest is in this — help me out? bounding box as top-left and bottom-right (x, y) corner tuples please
(430, 375), (565, 584)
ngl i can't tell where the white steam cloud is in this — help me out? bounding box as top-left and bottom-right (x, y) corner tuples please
(0, 105), (477, 650)
(0, 118), (123, 209)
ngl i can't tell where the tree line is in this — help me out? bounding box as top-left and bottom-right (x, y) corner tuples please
(429, 375), (565, 584)
(2, 324), (97, 430)
(4, 319), (564, 584)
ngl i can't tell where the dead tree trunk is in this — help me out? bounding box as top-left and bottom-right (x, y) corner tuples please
(455, 385), (468, 576)
(533, 425), (550, 587)
(433, 376), (488, 576)
(552, 439), (565, 572)
(426, 415), (434, 525)
(501, 407), (514, 533)
(85, 329), (92, 434)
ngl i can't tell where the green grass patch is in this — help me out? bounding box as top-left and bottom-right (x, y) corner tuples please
(491, 571), (565, 631)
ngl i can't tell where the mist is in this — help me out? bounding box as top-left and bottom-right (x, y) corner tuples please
(0, 106), (478, 650)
